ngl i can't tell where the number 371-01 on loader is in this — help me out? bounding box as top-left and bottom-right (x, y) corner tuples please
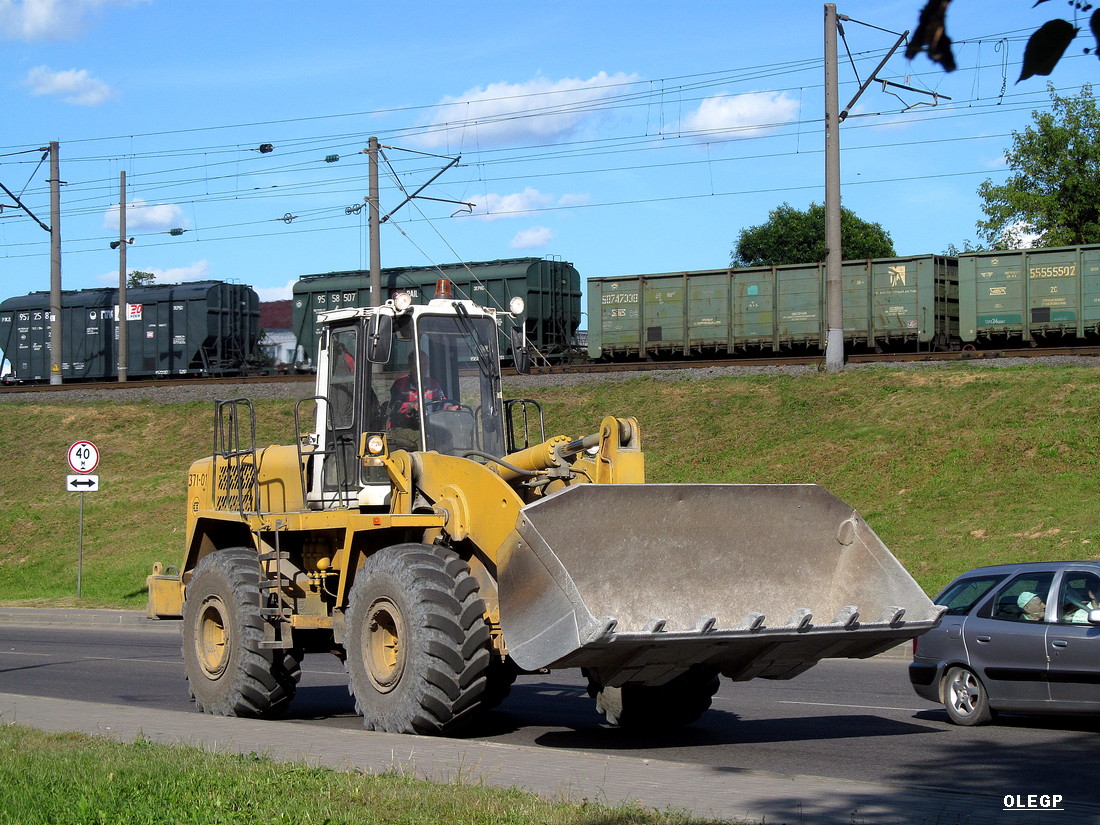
(147, 279), (943, 735)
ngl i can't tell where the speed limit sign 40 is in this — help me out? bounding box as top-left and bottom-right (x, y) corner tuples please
(67, 441), (100, 474)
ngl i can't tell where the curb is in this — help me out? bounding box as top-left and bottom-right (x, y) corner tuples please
(0, 607), (178, 630)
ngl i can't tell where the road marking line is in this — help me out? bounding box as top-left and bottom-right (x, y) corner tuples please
(778, 700), (924, 712)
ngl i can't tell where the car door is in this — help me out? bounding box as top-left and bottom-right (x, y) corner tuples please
(1046, 568), (1100, 708)
(962, 571), (1056, 707)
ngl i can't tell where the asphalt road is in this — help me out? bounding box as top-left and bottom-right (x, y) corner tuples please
(2, 621), (1098, 804)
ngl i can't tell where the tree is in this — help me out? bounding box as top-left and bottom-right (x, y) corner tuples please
(975, 84), (1100, 248)
(731, 202), (896, 267)
(907, 0), (1100, 82)
(127, 270), (156, 288)
(942, 239), (989, 255)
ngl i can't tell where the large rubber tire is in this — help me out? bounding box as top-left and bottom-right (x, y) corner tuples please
(182, 549), (302, 718)
(345, 544), (491, 734)
(587, 665), (721, 730)
(943, 665), (993, 726)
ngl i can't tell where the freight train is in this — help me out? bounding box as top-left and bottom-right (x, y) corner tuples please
(0, 281), (260, 382)
(5, 245), (1096, 384)
(291, 258), (582, 364)
(587, 244), (1100, 360)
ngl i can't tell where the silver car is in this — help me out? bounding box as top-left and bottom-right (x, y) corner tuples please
(910, 561), (1100, 725)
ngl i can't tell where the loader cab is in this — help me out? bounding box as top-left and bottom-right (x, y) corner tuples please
(308, 290), (511, 510)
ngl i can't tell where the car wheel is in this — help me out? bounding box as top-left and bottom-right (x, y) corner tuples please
(943, 665), (992, 726)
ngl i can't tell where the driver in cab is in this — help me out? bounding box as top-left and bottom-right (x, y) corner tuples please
(389, 349), (456, 430)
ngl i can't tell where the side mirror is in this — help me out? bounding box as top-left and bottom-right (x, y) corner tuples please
(510, 325), (530, 375)
(365, 311), (393, 364)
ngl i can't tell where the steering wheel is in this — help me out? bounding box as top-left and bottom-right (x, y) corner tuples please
(425, 400), (473, 415)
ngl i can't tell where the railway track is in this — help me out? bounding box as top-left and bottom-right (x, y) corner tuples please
(0, 372), (315, 394)
(531, 344), (1100, 375)
(5, 345), (1100, 394)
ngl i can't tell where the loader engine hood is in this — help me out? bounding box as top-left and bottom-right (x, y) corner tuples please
(498, 483), (943, 685)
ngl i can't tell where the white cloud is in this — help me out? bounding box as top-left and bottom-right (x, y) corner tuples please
(557, 192), (591, 208)
(510, 226), (554, 250)
(465, 187), (589, 221)
(103, 198), (186, 232)
(676, 91), (799, 140)
(0, 0), (139, 40)
(255, 280), (296, 302)
(25, 65), (114, 105)
(468, 187), (552, 221)
(416, 71), (639, 149)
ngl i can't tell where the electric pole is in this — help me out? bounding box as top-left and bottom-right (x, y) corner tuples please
(49, 141), (62, 385)
(824, 5), (843, 373)
(118, 171), (128, 382)
(368, 136), (381, 308)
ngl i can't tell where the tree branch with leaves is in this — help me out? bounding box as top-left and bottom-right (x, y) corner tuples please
(907, 0), (1100, 81)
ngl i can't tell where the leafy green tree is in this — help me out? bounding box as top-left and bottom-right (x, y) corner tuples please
(942, 239), (989, 256)
(731, 202), (895, 267)
(127, 270), (157, 288)
(976, 85), (1100, 248)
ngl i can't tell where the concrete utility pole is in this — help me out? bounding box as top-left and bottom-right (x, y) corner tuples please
(367, 136), (381, 308)
(117, 171), (128, 382)
(48, 141), (62, 385)
(823, 6), (912, 372)
(823, 4), (844, 374)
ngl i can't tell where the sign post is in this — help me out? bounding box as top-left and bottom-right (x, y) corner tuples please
(67, 441), (100, 596)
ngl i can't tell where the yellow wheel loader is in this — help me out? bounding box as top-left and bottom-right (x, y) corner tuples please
(148, 279), (943, 735)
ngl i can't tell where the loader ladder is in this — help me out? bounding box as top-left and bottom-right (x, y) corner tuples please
(212, 399), (293, 649)
(257, 520), (294, 650)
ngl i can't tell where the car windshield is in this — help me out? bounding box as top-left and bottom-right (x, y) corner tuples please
(937, 575), (1004, 616)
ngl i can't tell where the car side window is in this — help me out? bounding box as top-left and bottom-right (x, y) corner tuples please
(936, 576), (1004, 616)
(989, 573), (1055, 622)
(1057, 572), (1100, 625)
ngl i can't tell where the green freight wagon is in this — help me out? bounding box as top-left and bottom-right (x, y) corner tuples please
(587, 255), (958, 359)
(292, 258), (581, 365)
(957, 245), (1100, 345)
(0, 281), (259, 382)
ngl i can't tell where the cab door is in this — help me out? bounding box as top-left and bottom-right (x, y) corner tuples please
(308, 323), (362, 508)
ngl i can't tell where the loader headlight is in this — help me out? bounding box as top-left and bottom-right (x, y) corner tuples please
(360, 432), (389, 466)
(393, 292), (414, 311)
(509, 296), (525, 315)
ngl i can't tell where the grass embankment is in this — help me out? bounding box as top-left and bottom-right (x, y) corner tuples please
(0, 725), (718, 825)
(1, 364), (1098, 607)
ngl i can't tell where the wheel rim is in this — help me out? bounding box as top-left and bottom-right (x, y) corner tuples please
(948, 669), (979, 716)
(196, 596), (231, 680)
(365, 597), (406, 692)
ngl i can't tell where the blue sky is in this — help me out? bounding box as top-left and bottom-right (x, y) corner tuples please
(1, 0), (1098, 306)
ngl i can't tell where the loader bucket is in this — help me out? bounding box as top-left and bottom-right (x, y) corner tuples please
(498, 483), (943, 686)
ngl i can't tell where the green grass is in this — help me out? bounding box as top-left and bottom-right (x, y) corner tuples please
(0, 725), (728, 825)
(2, 364), (1099, 607)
